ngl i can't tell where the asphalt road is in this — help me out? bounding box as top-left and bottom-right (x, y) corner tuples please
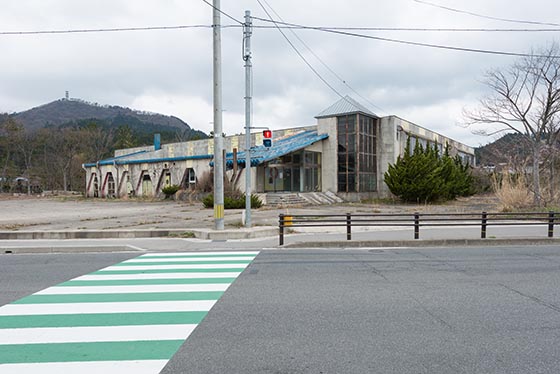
(2, 246), (560, 373)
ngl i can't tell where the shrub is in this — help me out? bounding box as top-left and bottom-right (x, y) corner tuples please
(384, 138), (474, 203)
(161, 184), (180, 199)
(203, 193), (263, 209)
(492, 172), (531, 211)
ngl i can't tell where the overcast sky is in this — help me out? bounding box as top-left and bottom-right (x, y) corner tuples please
(1, 0), (559, 147)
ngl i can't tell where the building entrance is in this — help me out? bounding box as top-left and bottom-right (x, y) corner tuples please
(264, 151), (320, 192)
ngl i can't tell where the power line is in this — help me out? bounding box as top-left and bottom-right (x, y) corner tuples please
(254, 25), (560, 33)
(413, 0), (560, 27)
(0, 24), (237, 36)
(5, 24), (560, 36)
(200, 0), (243, 25)
(258, 0), (388, 114)
(252, 17), (560, 58)
(254, 0), (348, 103)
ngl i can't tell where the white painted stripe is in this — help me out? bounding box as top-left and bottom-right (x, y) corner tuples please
(37, 283), (229, 295)
(123, 256), (256, 263)
(141, 251), (259, 257)
(0, 324), (196, 344)
(0, 360), (169, 374)
(0, 300), (217, 316)
(74, 272), (242, 281)
(99, 264), (249, 271)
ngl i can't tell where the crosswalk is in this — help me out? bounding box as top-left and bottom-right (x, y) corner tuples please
(0, 251), (259, 373)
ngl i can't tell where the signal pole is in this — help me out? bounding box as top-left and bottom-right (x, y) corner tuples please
(212, 0), (224, 230)
(243, 10), (252, 228)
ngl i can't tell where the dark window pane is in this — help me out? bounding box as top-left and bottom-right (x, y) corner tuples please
(347, 175), (356, 192)
(347, 115), (356, 133)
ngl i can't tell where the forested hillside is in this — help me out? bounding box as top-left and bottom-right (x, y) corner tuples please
(0, 98), (208, 193)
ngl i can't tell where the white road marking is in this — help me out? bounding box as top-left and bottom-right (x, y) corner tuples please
(141, 251), (259, 257)
(0, 300), (217, 316)
(74, 272), (242, 281)
(0, 324), (197, 344)
(37, 284), (230, 295)
(99, 264), (249, 271)
(0, 360), (169, 374)
(122, 256), (256, 263)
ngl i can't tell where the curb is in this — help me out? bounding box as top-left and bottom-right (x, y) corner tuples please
(0, 227), (279, 241)
(1, 245), (143, 254)
(282, 238), (560, 248)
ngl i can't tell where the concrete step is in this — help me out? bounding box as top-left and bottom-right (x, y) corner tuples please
(265, 192), (344, 206)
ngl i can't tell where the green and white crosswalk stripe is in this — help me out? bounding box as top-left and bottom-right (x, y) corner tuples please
(0, 251), (259, 373)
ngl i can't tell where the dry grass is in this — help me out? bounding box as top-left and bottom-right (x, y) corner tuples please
(492, 173), (532, 212)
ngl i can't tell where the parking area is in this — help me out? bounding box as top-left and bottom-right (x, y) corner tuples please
(0, 194), (500, 232)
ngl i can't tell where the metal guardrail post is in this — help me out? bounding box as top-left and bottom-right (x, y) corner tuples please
(549, 211), (555, 238)
(481, 211), (487, 239)
(414, 212), (420, 239)
(279, 214), (284, 246)
(346, 213), (352, 241)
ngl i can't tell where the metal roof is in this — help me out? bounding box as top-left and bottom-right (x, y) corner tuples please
(315, 95), (377, 119)
(218, 130), (329, 168)
(83, 153), (212, 168)
(86, 130), (328, 169)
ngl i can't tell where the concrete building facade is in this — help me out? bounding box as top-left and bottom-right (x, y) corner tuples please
(83, 97), (475, 201)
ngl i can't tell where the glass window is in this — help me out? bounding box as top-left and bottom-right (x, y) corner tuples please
(338, 114), (377, 192)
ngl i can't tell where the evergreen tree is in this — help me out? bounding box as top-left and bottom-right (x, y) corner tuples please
(384, 137), (474, 202)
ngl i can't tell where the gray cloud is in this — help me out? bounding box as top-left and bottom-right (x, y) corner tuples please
(1, 0), (558, 146)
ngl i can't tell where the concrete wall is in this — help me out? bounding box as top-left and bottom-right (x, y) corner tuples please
(376, 116), (476, 198)
(317, 117), (337, 193)
(86, 126), (320, 198)
(378, 117), (399, 197)
(85, 156), (212, 198)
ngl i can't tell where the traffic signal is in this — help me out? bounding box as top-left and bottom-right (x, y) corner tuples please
(263, 129), (272, 147)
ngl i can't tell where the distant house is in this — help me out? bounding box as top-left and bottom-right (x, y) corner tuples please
(83, 96), (475, 201)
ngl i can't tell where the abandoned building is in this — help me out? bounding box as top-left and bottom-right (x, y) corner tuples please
(83, 96), (475, 202)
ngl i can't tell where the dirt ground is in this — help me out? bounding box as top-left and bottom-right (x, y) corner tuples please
(0, 193), (500, 231)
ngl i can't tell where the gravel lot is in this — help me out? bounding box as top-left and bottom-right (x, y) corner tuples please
(0, 193), (499, 231)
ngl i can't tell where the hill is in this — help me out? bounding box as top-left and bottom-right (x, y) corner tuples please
(475, 133), (531, 167)
(13, 98), (193, 131)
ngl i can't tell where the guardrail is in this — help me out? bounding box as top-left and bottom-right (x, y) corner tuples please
(278, 211), (559, 246)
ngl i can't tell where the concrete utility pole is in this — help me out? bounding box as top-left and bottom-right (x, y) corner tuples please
(212, 0), (224, 230)
(243, 10), (252, 228)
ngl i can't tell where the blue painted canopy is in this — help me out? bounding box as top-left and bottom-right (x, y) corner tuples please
(217, 130), (328, 168)
(85, 129), (328, 169)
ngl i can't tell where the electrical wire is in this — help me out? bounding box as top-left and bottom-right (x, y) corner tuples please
(252, 17), (560, 58)
(253, 25), (560, 33)
(254, 0), (348, 103)
(0, 25), (236, 35)
(413, 0), (560, 27)
(258, 0), (388, 114)
(200, 0), (243, 25)
(6, 24), (560, 36)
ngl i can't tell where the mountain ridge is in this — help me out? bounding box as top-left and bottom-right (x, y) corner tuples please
(11, 98), (193, 131)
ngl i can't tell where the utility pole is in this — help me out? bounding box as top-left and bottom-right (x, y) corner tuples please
(243, 10), (252, 228)
(212, 0), (225, 230)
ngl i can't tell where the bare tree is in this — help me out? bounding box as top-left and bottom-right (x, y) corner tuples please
(0, 118), (23, 189)
(464, 43), (560, 206)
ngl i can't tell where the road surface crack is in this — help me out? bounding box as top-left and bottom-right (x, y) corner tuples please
(499, 283), (560, 314)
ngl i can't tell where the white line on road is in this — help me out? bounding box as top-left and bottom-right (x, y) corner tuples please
(75, 272), (242, 281)
(122, 256), (256, 263)
(37, 284), (230, 295)
(0, 300), (217, 316)
(0, 360), (169, 374)
(0, 324), (197, 344)
(140, 251), (260, 257)
(99, 264), (250, 271)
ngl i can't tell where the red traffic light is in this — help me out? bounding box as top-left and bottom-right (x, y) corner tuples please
(262, 130), (272, 147)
